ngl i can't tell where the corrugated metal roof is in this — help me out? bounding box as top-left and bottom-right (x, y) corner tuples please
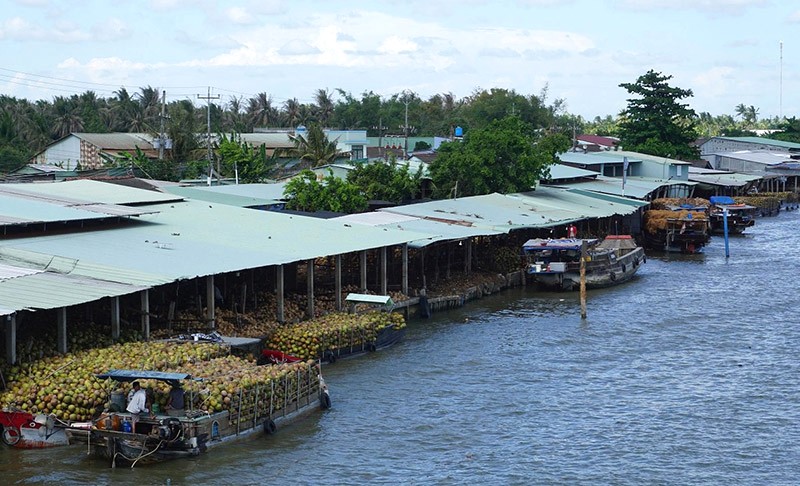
(239, 133), (295, 147)
(0, 180), (181, 205)
(708, 150), (793, 166)
(546, 175), (694, 200)
(716, 136), (800, 150)
(688, 170), (762, 186)
(163, 186), (282, 208)
(0, 193), (153, 227)
(74, 132), (154, 150)
(0, 269), (147, 313)
(0, 195), (432, 287)
(559, 152), (642, 165)
(334, 211), (503, 248)
(380, 188), (644, 234)
(548, 164), (600, 179)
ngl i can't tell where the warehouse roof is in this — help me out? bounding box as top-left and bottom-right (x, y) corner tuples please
(688, 167), (762, 187)
(543, 174), (691, 200)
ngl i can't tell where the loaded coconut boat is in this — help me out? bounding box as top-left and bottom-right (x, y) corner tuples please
(0, 408), (73, 448)
(642, 199), (711, 254)
(66, 358), (330, 467)
(522, 235), (646, 291)
(261, 294), (406, 364)
(708, 196), (756, 235)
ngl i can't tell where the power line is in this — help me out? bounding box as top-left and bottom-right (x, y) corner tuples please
(198, 87), (221, 185)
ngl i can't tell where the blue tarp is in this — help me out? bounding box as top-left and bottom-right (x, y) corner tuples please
(709, 196), (736, 205)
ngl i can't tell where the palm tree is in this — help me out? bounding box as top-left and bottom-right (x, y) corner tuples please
(314, 89), (334, 127)
(279, 122), (342, 169)
(51, 96), (84, 138)
(225, 95), (246, 132)
(246, 93), (277, 130)
(282, 98), (301, 128)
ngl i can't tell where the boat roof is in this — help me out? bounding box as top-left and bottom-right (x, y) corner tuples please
(522, 238), (598, 251)
(96, 370), (193, 387)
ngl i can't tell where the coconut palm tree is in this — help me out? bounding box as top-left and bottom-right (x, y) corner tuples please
(279, 122), (342, 169)
(314, 89), (334, 127)
(246, 93), (277, 130)
(282, 98), (301, 128)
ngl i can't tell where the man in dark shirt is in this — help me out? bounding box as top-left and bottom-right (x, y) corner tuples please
(166, 384), (185, 417)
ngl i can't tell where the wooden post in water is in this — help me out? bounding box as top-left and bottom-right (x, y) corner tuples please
(580, 239), (587, 319)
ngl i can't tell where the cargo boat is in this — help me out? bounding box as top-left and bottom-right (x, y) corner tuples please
(708, 196), (756, 235)
(523, 236), (646, 291)
(66, 364), (330, 467)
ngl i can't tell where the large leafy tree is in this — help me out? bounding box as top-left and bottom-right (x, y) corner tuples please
(429, 116), (568, 198)
(217, 134), (274, 183)
(283, 169), (368, 213)
(617, 70), (699, 160)
(346, 157), (423, 203)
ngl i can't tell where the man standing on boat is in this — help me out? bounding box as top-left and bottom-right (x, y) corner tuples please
(568, 224), (578, 239)
(166, 384), (185, 417)
(126, 381), (151, 431)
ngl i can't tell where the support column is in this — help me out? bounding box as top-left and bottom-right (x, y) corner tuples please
(111, 296), (120, 341)
(140, 289), (150, 341)
(380, 247), (388, 296)
(465, 239), (473, 273)
(206, 275), (215, 329)
(360, 250), (368, 292)
(276, 265), (285, 322)
(402, 244), (409, 296)
(57, 307), (67, 354)
(335, 254), (342, 311)
(306, 259), (315, 319)
(5, 314), (16, 365)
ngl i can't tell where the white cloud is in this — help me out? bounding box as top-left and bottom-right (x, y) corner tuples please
(279, 39), (320, 56)
(377, 36), (419, 55)
(617, 0), (767, 15)
(91, 18), (131, 41)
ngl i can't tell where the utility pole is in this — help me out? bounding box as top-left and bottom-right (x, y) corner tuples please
(198, 87), (220, 185)
(158, 90), (167, 160)
(780, 40), (784, 120)
(400, 90), (415, 160)
(372, 117), (387, 157)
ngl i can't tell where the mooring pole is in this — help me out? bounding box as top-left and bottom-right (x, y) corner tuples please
(580, 240), (587, 319)
(723, 208), (730, 258)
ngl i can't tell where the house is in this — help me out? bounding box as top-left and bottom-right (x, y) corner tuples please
(32, 133), (157, 170)
(698, 136), (800, 157)
(575, 134), (620, 151)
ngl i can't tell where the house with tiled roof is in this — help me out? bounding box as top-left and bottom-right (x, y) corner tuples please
(575, 134), (620, 151)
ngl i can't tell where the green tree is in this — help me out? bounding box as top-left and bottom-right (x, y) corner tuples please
(768, 117), (800, 143)
(617, 70), (699, 160)
(279, 123), (342, 169)
(347, 157), (423, 203)
(283, 169), (368, 213)
(217, 134), (274, 183)
(117, 147), (178, 181)
(429, 116), (567, 198)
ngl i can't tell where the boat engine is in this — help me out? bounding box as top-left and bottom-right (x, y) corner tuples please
(156, 418), (182, 441)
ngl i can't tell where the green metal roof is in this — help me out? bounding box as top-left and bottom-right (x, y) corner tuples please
(163, 185), (282, 208)
(1, 179), (181, 205)
(716, 136), (800, 150)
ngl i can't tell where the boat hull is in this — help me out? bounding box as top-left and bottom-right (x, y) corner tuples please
(321, 325), (406, 363)
(1, 410), (70, 449)
(529, 246), (646, 291)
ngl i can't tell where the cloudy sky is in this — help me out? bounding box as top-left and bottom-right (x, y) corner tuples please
(1, 0), (797, 120)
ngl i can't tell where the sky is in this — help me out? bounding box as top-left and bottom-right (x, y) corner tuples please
(1, 0), (798, 121)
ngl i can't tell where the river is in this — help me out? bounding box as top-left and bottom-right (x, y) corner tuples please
(2, 210), (799, 485)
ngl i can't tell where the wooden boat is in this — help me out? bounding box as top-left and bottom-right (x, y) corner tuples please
(0, 409), (75, 448)
(522, 235), (646, 291)
(708, 196), (756, 235)
(66, 365), (330, 467)
(643, 205), (711, 254)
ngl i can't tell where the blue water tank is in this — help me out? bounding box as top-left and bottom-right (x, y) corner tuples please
(455, 126), (463, 137)
(296, 125), (306, 134)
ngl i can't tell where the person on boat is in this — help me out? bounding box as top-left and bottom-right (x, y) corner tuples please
(166, 384), (185, 417)
(567, 224), (578, 238)
(126, 381), (151, 431)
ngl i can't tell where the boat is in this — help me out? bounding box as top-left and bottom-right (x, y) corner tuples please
(522, 235), (646, 291)
(0, 409), (75, 448)
(708, 196), (756, 235)
(66, 364), (330, 467)
(643, 205), (711, 253)
(262, 294), (407, 365)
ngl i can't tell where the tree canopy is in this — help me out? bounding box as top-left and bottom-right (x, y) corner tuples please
(346, 157), (423, 203)
(278, 123), (342, 169)
(217, 134), (275, 183)
(429, 116), (569, 198)
(282, 169), (368, 213)
(617, 70), (699, 160)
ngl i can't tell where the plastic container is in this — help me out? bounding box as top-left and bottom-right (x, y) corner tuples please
(122, 418), (132, 433)
(111, 414), (121, 431)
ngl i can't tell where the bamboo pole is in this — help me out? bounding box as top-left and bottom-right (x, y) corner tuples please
(580, 240), (587, 319)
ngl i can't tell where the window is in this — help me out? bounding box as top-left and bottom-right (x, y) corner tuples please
(351, 145), (364, 160)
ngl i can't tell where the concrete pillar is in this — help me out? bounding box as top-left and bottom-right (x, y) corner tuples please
(360, 250), (368, 292)
(5, 314), (16, 365)
(306, 259), (315, 319)
(276, 265), (285, 322)
(57, 307), (67, 354)
(111, 296), (120, 341)
(402, 244), (409, 296)
(335, 255), (342, 311)
(140, 289), (150, 340)
(206, 275), (215, 329)
(380, 247), (388, 296)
